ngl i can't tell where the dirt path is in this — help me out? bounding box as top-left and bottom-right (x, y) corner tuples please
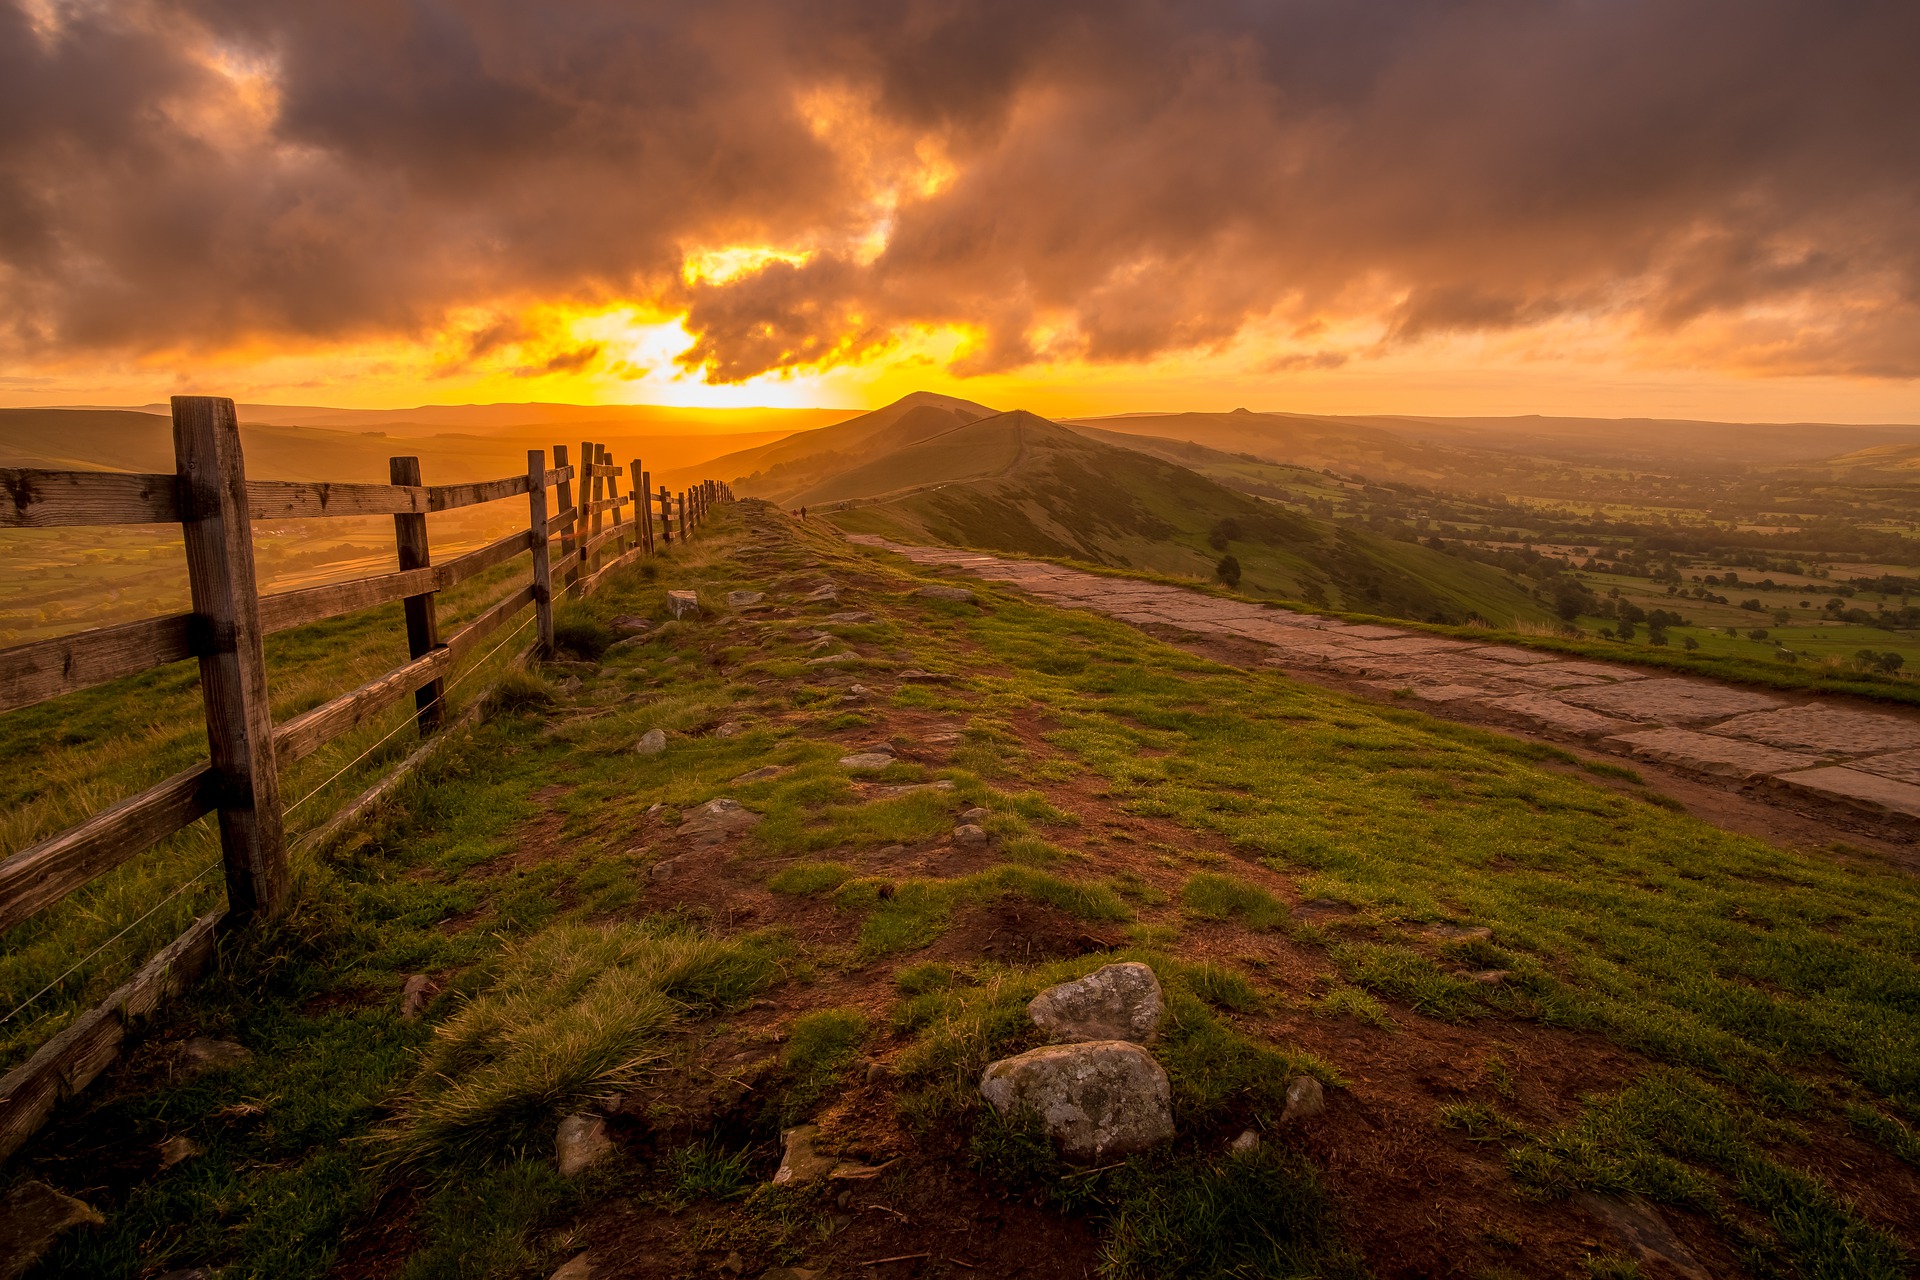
(846, 534), (1920, 855)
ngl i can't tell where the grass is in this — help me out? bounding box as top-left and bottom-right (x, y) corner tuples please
(14, 500), (1920, 1278)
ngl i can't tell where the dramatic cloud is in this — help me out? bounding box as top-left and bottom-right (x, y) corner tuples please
(2, 0), (1916, 382)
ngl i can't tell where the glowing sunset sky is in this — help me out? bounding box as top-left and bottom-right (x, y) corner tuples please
(2, 1), (1917, 421)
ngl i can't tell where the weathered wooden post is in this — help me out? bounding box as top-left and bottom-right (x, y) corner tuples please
(581, 439), (602, 574)
(172, 396), (288, 920)
(630, 460), (650, 554)
(658, 484), (673, 545)
(600, 444), (625, 554)
(388, 456), (444, 734)
(527, 449), (555, 654)
(553, 444), (577, 595)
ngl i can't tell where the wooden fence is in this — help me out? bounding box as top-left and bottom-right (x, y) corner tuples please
(0, 396), (733, 1162)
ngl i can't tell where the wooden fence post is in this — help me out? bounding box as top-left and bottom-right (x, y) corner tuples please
(388, 456), (444, 734)
(582, 439), (601, 574)
(658, 484), (673, 545)
(630, 461), (649, 554)
(600, 445), (623, 554)
(527, 449), (554, 654)
(553, 444), (577, 594)
(172, 396), (288, 920)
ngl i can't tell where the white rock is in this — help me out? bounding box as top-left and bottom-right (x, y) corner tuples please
(727, 590), (764, 607)
(839, 752), (895, 769)
(1027, 962), (1164, 1044)
(556, 1113), (612, 1176)
(773, 1124), (836, 1185)
(1280, 1075), (1326, 1123)
(678, 797), (761, 845)
(666, 590), (701, 619)
(959, 806), (990, 823)
(400, 974), (433, 1021)
(952, 824), (989, 845)
(634, 728), (667, 756)
(979, 1041), (1174, 1160)
(548, 1252), (594, 1280)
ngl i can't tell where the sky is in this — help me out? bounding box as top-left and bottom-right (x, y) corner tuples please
(2, 0), (1918, 423)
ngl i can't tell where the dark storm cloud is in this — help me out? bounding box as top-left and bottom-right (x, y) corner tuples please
(2, 0), (1916, 377)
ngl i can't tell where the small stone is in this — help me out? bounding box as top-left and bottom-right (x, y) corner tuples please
(646, 802), (666, 817)
(952, 824), (989, 845)
(678, 798), (762, 846)
(844, 685), (870, 700)
(827, 1157), (899, 1180)
(806, 652), (856, 667)
(1230, 1129), (1260, 1153)
(1572, 1193), (1713, 1280)
(1424, 923), (1492, 942)
(401, 974), (433, 1021)
(556, 1113), (612, 1176)
(916, 586), (976, 603)
(648, 854), (686, 880)
(610, 615), (652, 634)
(1469, 969), (1510, 985)
(714, 721), (745, 738)
(732, 765), (789, 784)
(548, 1253), (594, 1280)
(838, 752), (895, 769)
(635, 728), (668, 756)
(1027, 962), (1164, 1044)
(727, 590), (765, 607)
(773, 1124), (837, 1185)
(157, 1135), (202, 1168)
(1280, 1076), (1326, 1124)
(667, 590), (701, 619)
(179, 1037), (250, 1074)
(804, 585), (840, 603)
(865, 1061), (890, 1086)
(859, 740), (899, 755)
(898, 669), (951, 683)
(827, 611), (873, 623)
(0, 1182), (104, 1280)
(979, 1042), (1174, 1160)
(721, 1250), (746, 1274)
(959, 806), (990, 823)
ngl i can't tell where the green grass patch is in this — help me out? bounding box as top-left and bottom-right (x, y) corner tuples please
(767, 861), (856, 895)
(776, 1007), (868, 1123)
(1178, 872), (1288, 929)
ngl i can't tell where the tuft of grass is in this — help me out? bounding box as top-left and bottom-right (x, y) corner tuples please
(381, 921), (782, 1166)
(767, 862), (856, 895)
(662, 1141), (757, 1206)
(1581, 759), (1643, 784)
(489, 668), (557, 715)
(1179, 872), (1288, 929)
(1313, 983), (1398, 1031)
(777, 1007), (868, 1123)
(551, 606), (614, 661)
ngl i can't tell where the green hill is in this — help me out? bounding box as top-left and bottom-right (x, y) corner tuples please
(682, 391), (997, 498)
(808, 403), (1548, 625)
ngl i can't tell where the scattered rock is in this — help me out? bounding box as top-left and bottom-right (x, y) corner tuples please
(805, 653), (856, 667)
(827, 1157), (899, 1180)
(727, 590), (765, 607)
(610, 615), (651, 634)
(1280, 1076), (1326, 1124)
(773, 1124), (837, 1185)
(548, 1252), (594, 1280)
(952, 824), (989, 845)
(1424, 923), (1492, 942)
(0, 1182), (104, 1280)
(714, 721), (746, 738)
(804, 587), (840, 606)
(721, 1250), (746, 1274)
(556, 1113), (613, 1176)
(865, 1061), (891, 1086)
(959, 806), (990, 823)
(838, 752), (896, 769)
(645, 802), (666, 817)
(1469, 969), (1510, 985)
(1293, 898), (1358, 924)
(157, 1135), (202, 1168)
(648, 854), (687, 880)
(827, 611), (873, 623)
(401, 973), (433, 1020)
(1572, 1192), (1714, 1280)
(679, 798), (761, 846)
(898, 669), (953, 683)
(916, 585), (976, 603)
(732, 765), (790, 784)
(864, 781), (955, 798)
(635, 728), (668, 756)
(1231, 1129), (1261, 1153)
(844, 685), (871, 699)
(1027, 962), (1164, 1044)
(979, 1041), (1174, 1160)
(666, 590), (701, 619)
(179, 1037), (250, 1074)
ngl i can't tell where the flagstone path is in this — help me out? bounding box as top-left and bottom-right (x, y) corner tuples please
(846, 535), (1920, 831)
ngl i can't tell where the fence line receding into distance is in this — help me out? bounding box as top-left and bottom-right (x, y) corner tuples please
(0, 395), (733, 1162)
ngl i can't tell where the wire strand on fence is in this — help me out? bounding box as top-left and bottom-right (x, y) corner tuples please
(0, 857), (222, 1028)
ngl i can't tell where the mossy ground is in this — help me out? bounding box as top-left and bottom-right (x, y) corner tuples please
(7, 501), (1919, 1279)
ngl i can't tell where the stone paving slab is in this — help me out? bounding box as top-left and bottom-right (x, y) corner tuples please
(1564, 679), (1784, 726)
(1851, 749), (1920, 786)
(1768, 767), (1920, 821)
(1604, 728), (1823, 780)
(1466, 646), (1564, 664)
(1545, 660), (1651, 682)
(1349, 636), (1475, 655)
(1480, 694), (1638, 739)
(1491, 665), (1611, 690)
(1321, 624), (1409, 639)
(1405, 684), (1500, 703)
(1707, 704), (1920, 757)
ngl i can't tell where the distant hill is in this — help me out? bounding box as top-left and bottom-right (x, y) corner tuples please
(796, 398), (1547, 624)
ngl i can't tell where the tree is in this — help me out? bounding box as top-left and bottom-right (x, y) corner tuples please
(1682, 635), (1700, 652)
(1215, 555), (1242, 588)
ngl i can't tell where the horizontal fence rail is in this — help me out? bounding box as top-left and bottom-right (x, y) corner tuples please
(0, 396), (734, 1163)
